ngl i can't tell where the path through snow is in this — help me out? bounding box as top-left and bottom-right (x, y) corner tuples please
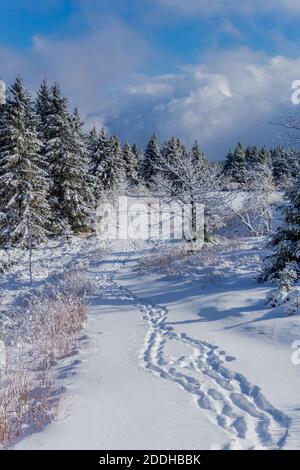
(99, 243), (290, 450)
(16, 240), (292, 450)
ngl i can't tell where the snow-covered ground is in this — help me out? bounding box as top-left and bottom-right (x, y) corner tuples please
(2, 236), (300, 450)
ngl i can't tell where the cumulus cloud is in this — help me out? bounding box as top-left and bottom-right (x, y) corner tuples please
(1, 1), (300, 160)
(105, 48), (300, 159)
(0, 19), (150, 128)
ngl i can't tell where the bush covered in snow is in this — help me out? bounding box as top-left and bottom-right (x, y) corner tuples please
(138, 238), (254, 279)
(259, 178), (300, 287)
(266, 284), (300, 316)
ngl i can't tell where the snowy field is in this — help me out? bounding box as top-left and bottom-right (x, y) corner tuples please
(1, 236), (298, 450)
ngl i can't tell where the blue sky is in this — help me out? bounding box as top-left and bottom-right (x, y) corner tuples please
(1, 0), (300, 159)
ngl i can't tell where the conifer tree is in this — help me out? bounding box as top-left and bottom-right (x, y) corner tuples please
(271, 145), (291, 187)
(257, 146), (271, 167)
(245, 145), (258, 168)
(191, 141), (208, 167)
(259, 178), (300, 286)
(223, 149), (234, 180)
(123, 140), (138, 186)
(45, 84), (93, 233)
(97, 134), (125, 193)
(140, 133), (161, 183)
(0, 77), (50, 248)
(88, 127), (110, 201)
(35, 79), (52, 146)
(88, 127), (109, 175)
(231, 142), (246, 184)
(132, 143), (143, 184)
(69, 107), (95, 231)
(161, 137), (188, 190)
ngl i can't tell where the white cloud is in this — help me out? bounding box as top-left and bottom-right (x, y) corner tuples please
(0, 19), (150, 127)
(1, 9), (300, 160)
(106, 48), (300, 159)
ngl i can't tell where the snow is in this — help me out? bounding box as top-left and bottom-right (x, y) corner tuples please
(266, 285), (300, 316)
(2, 236), (297, 450)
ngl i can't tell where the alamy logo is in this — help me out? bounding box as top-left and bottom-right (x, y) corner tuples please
(291, 80), (300, 105)
(96, 196), (204, 249)
(291, 340), (300, 365)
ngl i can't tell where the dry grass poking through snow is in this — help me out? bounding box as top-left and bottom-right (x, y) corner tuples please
(139, 237), (260, 280)
(0, 267), (94, 448)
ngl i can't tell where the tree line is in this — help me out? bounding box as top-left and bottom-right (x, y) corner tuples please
(0, 76), (297, 250)
(223, 142), (298, 188)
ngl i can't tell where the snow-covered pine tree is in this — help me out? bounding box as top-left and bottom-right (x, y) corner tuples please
(259, 177), (300, 286)
(69, 107), (95, 231)
(88, 127), (100, 175)
(223, 149), (234, 180)
(35, 79), (52, 145)
(123, 140), (138, 186)
(288, 148), (300, 180)
(97, 134), (125, 194)
(271, 145), (292, 187)
(44, 83), (72, 234)
(88, 127), (110, 202)
(231, 142), (246, 184)
(257, 146), (271, 166)
(191, 141), (208, 167)
(0, 77), (50, 248)
(132, 143), (143, 184)
(88, 127), (108, 175)
(161, 137), (188, 191)
(35, 78), (53, 187)
(45, 83), (94, 234)
(245, 145), (258, 168)
(140, 133), (161, 184)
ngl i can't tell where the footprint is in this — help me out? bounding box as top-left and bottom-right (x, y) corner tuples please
(208, 388), (223, 400)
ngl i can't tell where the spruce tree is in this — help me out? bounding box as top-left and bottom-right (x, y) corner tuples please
(45, 84), (94, 234)
(44, 83), (72, 233)
(97, 134), (125, 193)
(257, 146), (271, 167)
(161, 137), (188, 189)
(231, 142), (246, 184)
(191, 141), (208, 167)
(245, 145), (258, 168)
(69, 108), (95, 231)
(259, 178), (300, 286)
(0, 77), (50, 248)
(288, 148), (300, 180)
(35, 79), (52, 146)
(88, 127), (110, 202)
(140, 133), (161, 183)
(132, 143), (143, 184)
(88, 127), (109, 176)
(223, 149), (234, 180)
(123, 140), (138, 186)
(271, 145), (291, 187)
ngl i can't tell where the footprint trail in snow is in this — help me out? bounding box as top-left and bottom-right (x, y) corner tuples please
(97, 248), (290, 450)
